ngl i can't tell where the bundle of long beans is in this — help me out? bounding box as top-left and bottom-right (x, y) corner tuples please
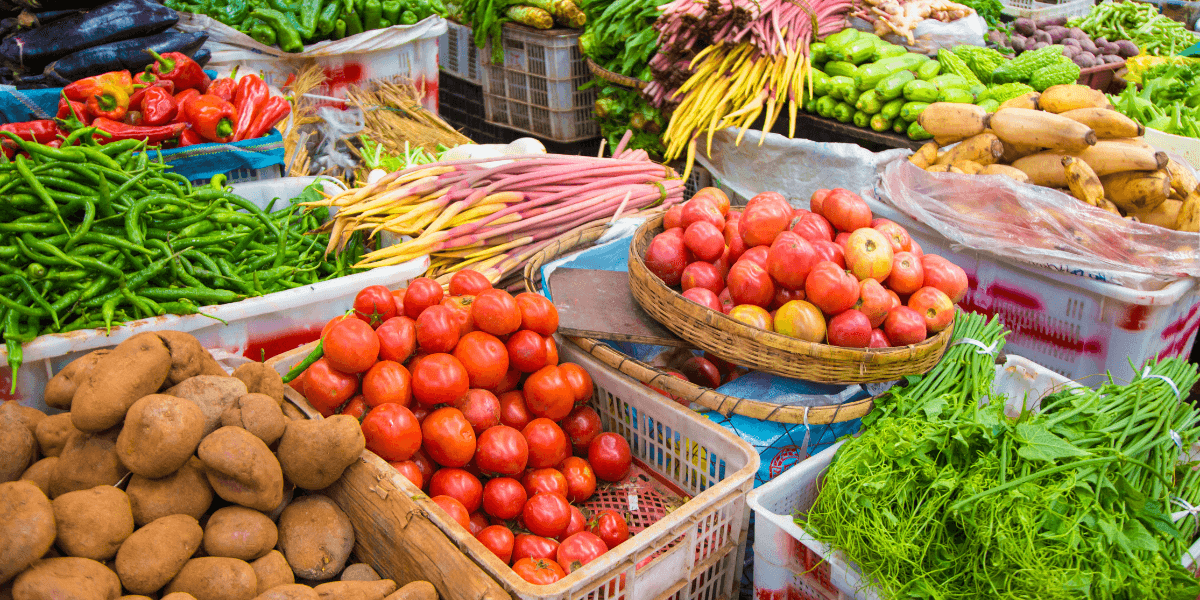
(308, 138), (682, 285)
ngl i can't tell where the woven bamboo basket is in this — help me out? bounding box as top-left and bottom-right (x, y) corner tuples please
(523, 222), (874, 425)
(585, 58), (648, 90)
(628, 215), (954, 384)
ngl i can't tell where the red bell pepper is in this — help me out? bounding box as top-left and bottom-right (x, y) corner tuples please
(90, 118), (187, 145)
(129, 79), (174, 112)
(172, 88), (202, 124)
(206, 66), (238, 103)
(63, 70), (134, 102)
(184, 94), (236, 143)
(0, 120), (65, 158)
(232, 74), (269, 141)
(56, 96), (91, 125)
(177, 128), (204, 147)
(86, 83), (130, 121)
(125, 111), (143, 126)
(244, 96), (291, 140)
(147, 49), (210, 93)
(133, 67), (158, 86)
(138, 87), (178, 127)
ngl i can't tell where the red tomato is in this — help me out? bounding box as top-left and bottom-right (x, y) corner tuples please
(469, 512), (489, 536)
(421, 407), (477, 467)
(353, 285), (399, 328)
(481, 477), (527, 520)
(361, 403), (422, 461)
(523, 365), (575, 421)
(321, 313), (355, 339)
(391, 288), (406, 309)
(389, 460), (424, 489)
(512, 558), (565, 585)
(430, 467), (483, 513)
(441, 295), (477, 337)
(323, 318), (380, 374)
(476, 525), (515, 565)
(522, 468), (568, 498)
(403, 277), (444, 319)
(805, 261), (859, 316)
(544, 336), (559, 367)
(522, 418), (570, 469)
(362, 360), (412, 408)
(560, 406), (601, 455)
(499, 391), (533, 430)
(521, 493), (571, 538)
(453, 331), (510, 390)
(431, 495), (471, 530)
(476, 425), (528, 476)
(556, 531), (608, 574)
(376, 316), (417, 363)
(455, 388), (501, 435)
(558, 363), (593, 404)
(588, 510), (630, 549)
(472, 289), (522, 336)
(514, 292), (559, 336)
(415, 305), (461, 354)
(513, 534), (559, 563)
(557, 505), (586, 543)
(450, 269), (493, 296)
(411, 405), (431, 424)
(558, 456), (596, 503)
(490, 367), (522, 395)
(506, 330), (548, 373)
(588, 433), (632, 482)
(340, 395), (367, 420)
(410, 448), (436, 488)
(302, 358), (359, 416)
(411, 353), (470, 407)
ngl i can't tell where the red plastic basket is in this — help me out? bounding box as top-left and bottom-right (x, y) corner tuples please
(1076, 61), (1123, 93)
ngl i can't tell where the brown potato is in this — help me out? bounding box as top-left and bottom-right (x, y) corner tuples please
(52, 485), (134, 561)
(276, 416), (364, 491)
(0, 402), (46, 438)
(158, 332), (224, 387)
(339, 565), (379, 582)
(197, 427), (283, 512)
(203, 506), (278, 561)
(0, 481), (56, 584)
(34, 413), (76, 459)
(0, 412), (36, 482)
(12, 557), (121, 600)
(253, 585), (319, 600)
(381, 582), (437, 600)
(120, 596), (155, 600)
(221, 394), (285, 446)
(165, 377), (249, 437)
(117, 395), (206, 478)
(232, 364), (286, 405)
(250, 551), (294, 595)
(44, 350), (110, 411)
(127, 457), (213, 526)
(162, 594), (200, 600)
(115, 514), (203, 595)
(72, 333), (172, 432)
(277, 495), (353, 581)
(20, 458), (58, 497)
(165, 557), (257, 600)
(313, 580), (396, 600)
(49, 428), (127, 498)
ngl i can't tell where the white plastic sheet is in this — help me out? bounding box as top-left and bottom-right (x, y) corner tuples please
(850, 14), (987, 55)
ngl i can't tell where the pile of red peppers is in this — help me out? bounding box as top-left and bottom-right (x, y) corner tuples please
(2, 49), (292, 157)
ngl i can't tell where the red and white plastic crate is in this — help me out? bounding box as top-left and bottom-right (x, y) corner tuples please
(747, 355), (1200, 600)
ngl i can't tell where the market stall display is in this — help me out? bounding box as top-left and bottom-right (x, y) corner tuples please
(1111, 59), (1200, 140)
(1071, 0), (1200, 56)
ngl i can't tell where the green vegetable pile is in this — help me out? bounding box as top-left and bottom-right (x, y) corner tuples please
(0, 132), (365, 390)
(800, 312), (1200, 600)
(592, 84), (665, 158)
(955, 0), (1004, 29)
(578, 0), (660, 81)
(1070, 1), (1199, 57)
(1110, 61), (1200, 139)
(164, 0), (447, 52)
(462, 0), (586, 63)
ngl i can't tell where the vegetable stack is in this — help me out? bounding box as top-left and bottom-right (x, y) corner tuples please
(0, 134), (366, 391)
(801, 311), (1200, 600)
(1070, 1), (1199, 57)
(1110, 61), (1200, 140)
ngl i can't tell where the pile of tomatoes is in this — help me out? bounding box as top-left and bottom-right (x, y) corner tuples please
(645, 187), (970, 349)
(289, 272), (638, 586)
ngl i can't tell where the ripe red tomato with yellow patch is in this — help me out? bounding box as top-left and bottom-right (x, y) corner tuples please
(557, 531), (609, 574)
(522, 418), (570, 469)
(429, 467), (483, 513)
(361, 360), (412, 408)
(515, 292), (559, 337)
(411, 353), (470, 407)
(475, 424), (528, 476)
(522, 468), (568, 498)
(450, 269), (493, 296)
(523, 365), (575, 421)
(512, 558), (565, 585)
(506, 330), (548, 373)
(558, 456), (596, 503)
(588, 433), (633, 482)
(353, 285), (398, 328)
(481, 476), (527, 520)
(403, 277), (444, 319)
(476, 525), (515, 565)
(421, 407), (477, 467)
(453, 331), (509, 390)
(361, 403), (421, 461)
(375, 316), (416, 363)
(472, 289), (522, 336)
(323, 318), (380, 374)
(302, 357), (358, 417)
(431, 495), (471, 529)
(521, 492), (571, 538)
(588, 509), (630, 549)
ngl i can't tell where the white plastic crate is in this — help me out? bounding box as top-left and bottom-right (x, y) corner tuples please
(269, 337), (758, 600)
(187, 163), (283, 187)
(440, 20), (482, 85)
(1000, 0), (1093, 20)
(481, 23), (599, 142)
(748, 355), (1200, 600)
(865, 196), (1200, 386)
(0, 177), (430, 411)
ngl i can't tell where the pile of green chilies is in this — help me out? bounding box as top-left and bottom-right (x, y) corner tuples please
(1069, 1), (1199, 57)
(0, 130), (365, 390)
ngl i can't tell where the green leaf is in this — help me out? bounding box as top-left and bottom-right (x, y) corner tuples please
(921, 396), (947, 420)
(1121, 518), (1159, 553)
(1013, 422), (1090, 463)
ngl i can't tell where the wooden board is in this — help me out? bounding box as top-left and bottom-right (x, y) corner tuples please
(547, 267), (688, 347)
(792, 111), (925, 151)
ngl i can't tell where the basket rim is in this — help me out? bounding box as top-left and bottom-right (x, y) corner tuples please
(521, 220), (877, 424)
(627, 214), (954, 384)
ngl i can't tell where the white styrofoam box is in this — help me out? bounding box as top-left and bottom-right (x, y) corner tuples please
(0, 177), (429, 411)
(865, 195), (1200, 385)
(1145, 127), (1200, 170)
(748, 355), (1197, 600)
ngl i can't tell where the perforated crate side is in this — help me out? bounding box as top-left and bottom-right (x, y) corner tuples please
(439, 21), (481, 84)
(1000, 0), (1093, 20)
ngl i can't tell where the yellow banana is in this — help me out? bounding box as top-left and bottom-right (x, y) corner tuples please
(1056, 107), (1143, 138)
(989, 108), (1097, 153)
(909, 142), (938, 169)
(1038, 84), (1110, 113)
(1132, 199), (1182, 229)
(998, 91), (1040, 111)
(1011, 151), (1071, 187)
(933, 132), (1004, 166)
(1074, 141), (1167, 176)
(1062, 156), (1106, 208)
(980, 164), (1031, 184)
(1165, 159), (1199, 199)
(917, 103), (990, 144)
(1100, 169), (1171, 213)
(1177, 184), (1199, 232)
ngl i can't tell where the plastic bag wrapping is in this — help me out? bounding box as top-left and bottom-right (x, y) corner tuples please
(877, 159), (1200, 291)
(850, 14), (987, 55)
(696, 128), (910, 206)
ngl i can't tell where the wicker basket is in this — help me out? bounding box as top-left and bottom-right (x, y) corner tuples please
(585, 57), (648, 90)
(628, 215), (954, 384)
(523, 222), (874, 424)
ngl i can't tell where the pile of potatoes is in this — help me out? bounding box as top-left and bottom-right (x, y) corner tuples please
(0, 331), (437, 600)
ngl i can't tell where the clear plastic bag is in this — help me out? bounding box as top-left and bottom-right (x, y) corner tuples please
(878, 159), (1200, 290)
(850, 14), (987, 55)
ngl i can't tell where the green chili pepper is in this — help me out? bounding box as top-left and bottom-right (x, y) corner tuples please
(297, 0), (323, 39)
(334, 18), (347, 37)
(282, 339), (323, 382)
(400, 9), (417, 24)
(345, 9), (364, 34)
(382, 0), (400, 23)
(317, 0), (342, 34)
(251, 8), (305, 52)
(362, 0), (382, 29)
(250, 20), (279, 45)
